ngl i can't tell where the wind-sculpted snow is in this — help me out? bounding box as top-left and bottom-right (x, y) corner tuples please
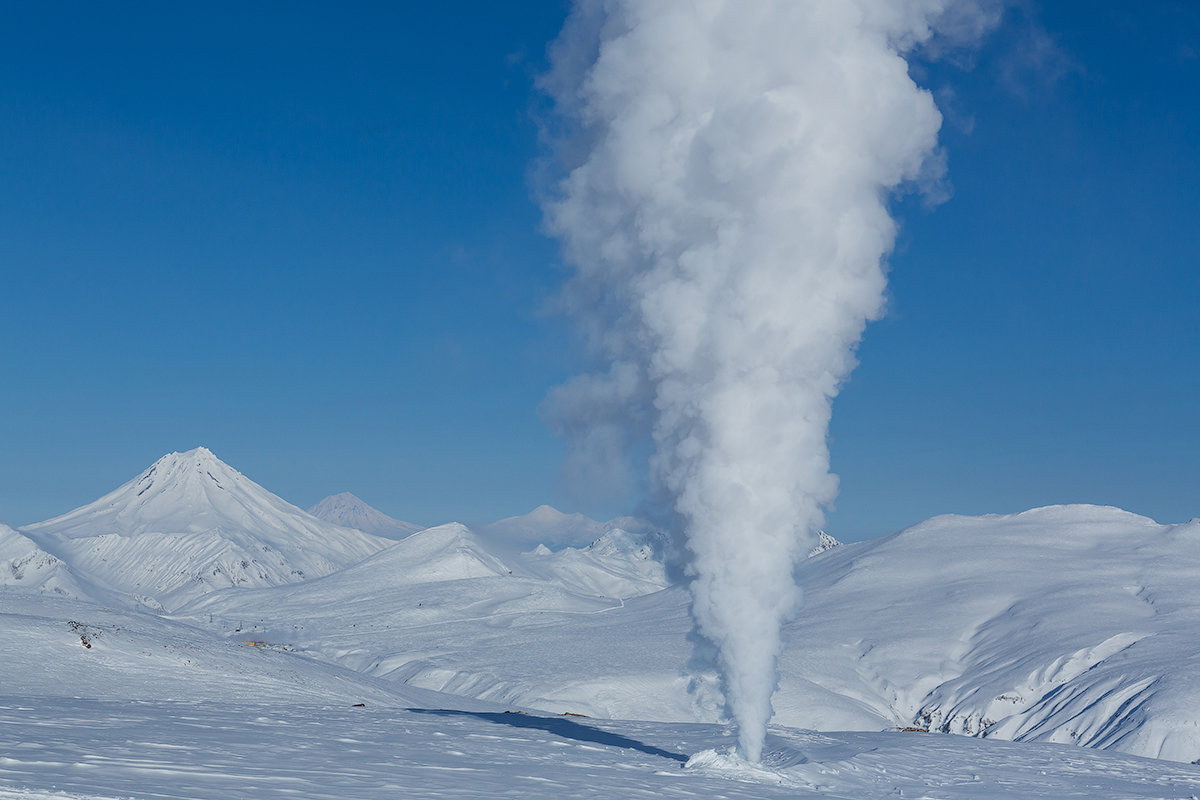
(175, 524), (681, 717)
(366, 523), (514, 583)
(20, 448), (390, 610)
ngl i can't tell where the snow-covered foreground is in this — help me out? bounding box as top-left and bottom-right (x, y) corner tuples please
(171, 501), (1200, 762)
(3, 697), (1199, 800)
(8, 448), (1200, 796)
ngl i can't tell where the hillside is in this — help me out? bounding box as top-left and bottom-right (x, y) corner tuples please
(778, 505), (1200, 761)
(177, 504), (1200, 764)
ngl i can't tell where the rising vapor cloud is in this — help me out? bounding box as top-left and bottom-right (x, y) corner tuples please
(540, 0), (996, 763)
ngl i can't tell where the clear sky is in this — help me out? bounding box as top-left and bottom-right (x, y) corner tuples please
(1, 2), (1196, 541)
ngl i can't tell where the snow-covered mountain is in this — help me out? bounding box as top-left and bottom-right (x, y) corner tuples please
(349, 523), (514, 585)
(484, 504), (625, 548)
(519, 525), (672, 598)
(20, 447), (391, 610)
(5, 503), (1200, 796)
(9, 449), (1200, 769)
(176, 502), (1200, 764)
(308, 491), (423, 539)
(777, 505), (1200, 762)
(0, 523), (89, 598)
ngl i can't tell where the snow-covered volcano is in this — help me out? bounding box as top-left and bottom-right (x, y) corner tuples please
(308, 491), (423, 539)
(21, 447), (390, 610)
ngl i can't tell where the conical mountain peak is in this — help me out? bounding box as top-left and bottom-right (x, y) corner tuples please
(27, 448), (299, 540)
(20, 449), (391, 610)
(308, 492), (423, 539)
(134, 447), (242, 498)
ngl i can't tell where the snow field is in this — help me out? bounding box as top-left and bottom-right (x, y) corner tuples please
(9, 449), (1200, 796)
(2, 698), (1198, 799)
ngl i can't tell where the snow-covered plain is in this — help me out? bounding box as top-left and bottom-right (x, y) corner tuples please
(5, 448), (1200, 798)
(5, 697), (1200, 800)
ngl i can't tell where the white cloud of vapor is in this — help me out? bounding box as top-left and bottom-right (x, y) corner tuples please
(540, 0), (994, 763)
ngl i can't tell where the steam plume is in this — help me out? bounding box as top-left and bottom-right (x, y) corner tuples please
(541, 0), (992, 763)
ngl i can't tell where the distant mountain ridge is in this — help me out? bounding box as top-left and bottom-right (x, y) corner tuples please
(519, 525), (671, 598)
(308, 491), (423, 539)
(483, 504), (660, 549)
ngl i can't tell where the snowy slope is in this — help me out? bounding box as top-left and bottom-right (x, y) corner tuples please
(308, 491), (423, 538)
(20, 448), (391, 610)
(170, 503), (1200, 765)
(182, 574), (693, 720)
(7, 580), (1195, 798)
(12, 450), (1200, 767)
(8, 492), (1200, 796)
(0, 523), (90, 599)
(366, 523), (514, 583)
(0, 591), (458, 708)
(773, 505), (1200, 761)
(4, 570), (1200, 799)
(175, 522), (670, 711)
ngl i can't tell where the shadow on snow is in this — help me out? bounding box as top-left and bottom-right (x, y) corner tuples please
(407, 708), (689, 764)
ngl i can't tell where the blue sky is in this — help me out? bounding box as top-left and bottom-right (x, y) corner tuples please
(1, 2), (1196, 541)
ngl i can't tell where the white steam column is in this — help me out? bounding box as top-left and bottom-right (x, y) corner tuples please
(541, 0), (986, 763)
